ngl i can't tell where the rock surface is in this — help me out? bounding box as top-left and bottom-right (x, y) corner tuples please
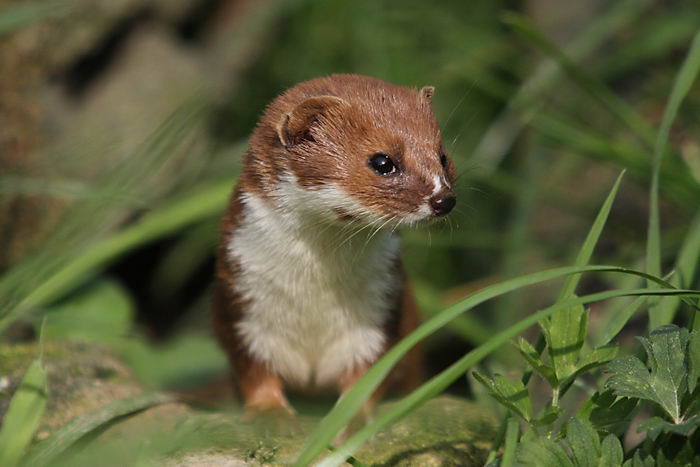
(1, 340), (497, 466)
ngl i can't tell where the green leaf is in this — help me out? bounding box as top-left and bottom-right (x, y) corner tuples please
(577, 389), (615, 420)
(605, 356), (659, 402)
(606, 325), (692, 422)
(623, 451), (655, 467)
(688, 330), (700, 393)
(682, 386), (700, 420)
(648, 29), (700, 329)
(517, 438), (574, 467)
(532, 406), (562, 427)
(22, 392), (173, 467)
(566, 417), (601, 467)
(540, 305), (614, 391)
(639, 327), (689, 412)
(637, 415), (700, 440)
(473, 372), (532, 421)
(515, 337), (557, 386)
(0, 360), (48, 467)
(532, 409), (561, 428)
(572, 345), (618, 379)
(598, 434), (624, 467)
(310, 286), (699, 467)
(543, 302), (587, 382)
(42, 279), (133, 341)
(589, 394), (638, 429)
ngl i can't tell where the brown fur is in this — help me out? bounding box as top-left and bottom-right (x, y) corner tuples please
(213, 74), (454, 416)
(213, 188), (423, 413)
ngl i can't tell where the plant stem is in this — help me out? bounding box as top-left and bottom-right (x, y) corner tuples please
(486, 412), (510, 464)
(501, 417), (520, 467)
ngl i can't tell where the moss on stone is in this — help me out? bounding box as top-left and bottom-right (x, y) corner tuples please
(2, 340), (497, 466)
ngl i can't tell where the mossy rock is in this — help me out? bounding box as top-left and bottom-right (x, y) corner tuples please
(359, 396), (498, 466)
(158, 395), (497, 466)
(0, 340), (140, 430)
(1, 340), (497, 466)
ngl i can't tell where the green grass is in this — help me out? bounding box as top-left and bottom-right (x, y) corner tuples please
(0, 359), (48, 467)
(647, 28), (700, 328)
(2, 0), (700, 465)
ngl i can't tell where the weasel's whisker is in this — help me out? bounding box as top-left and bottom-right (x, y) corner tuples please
(443, 81), (475, 131)
(336, 215), (377, 251)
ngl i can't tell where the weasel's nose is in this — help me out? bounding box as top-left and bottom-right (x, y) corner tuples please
(429, 193), (456, 216)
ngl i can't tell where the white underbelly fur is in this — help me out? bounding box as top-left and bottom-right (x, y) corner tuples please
(228, 191), (400, 388)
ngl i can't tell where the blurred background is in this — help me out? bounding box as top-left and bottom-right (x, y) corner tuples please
(1, 0), (699, 398)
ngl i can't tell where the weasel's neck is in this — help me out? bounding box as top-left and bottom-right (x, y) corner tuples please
(236, 189), (400, 277)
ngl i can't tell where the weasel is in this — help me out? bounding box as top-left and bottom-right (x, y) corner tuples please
(213, 74), (456, 417)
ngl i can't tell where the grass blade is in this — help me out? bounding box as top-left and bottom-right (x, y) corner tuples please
(494, 148), (543, 327)
(293, 265), (688, 466)
(0, 98), (207, 319)
(598, 299), (644, 348)
(0, 360), (48, 467)
(0, 178), (234, 332)
(532, 112), (700, 206)
(503, 12), (655, 148)
(23, 392), (173, 467)
(654, 210), (700, 326)
(520, 171), (625, 389)
(558, 171), (625, 300)
(473, 0), (652, 171)
(648, 28), (700, 328)
(318, 287), (700, 467)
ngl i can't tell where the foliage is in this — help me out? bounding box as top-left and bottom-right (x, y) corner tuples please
(2, 0), (700, 465)
(0, 360), (48, 467)
(607, 325), (700, 428)
(476, 324), (700, 467)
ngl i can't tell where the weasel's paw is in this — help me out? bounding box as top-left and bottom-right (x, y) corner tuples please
(243, 404), (302, 437)
(242, 403), (295, 422)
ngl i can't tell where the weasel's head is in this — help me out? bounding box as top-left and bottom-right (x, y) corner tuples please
(255, 74), (456, 228)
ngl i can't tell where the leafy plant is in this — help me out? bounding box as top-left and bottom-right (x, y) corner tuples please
(607, 325), (700, 435)
(516, 417), (624, 467)
(485, 325), (700, 467)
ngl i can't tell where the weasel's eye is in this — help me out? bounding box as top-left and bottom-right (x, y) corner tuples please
(369, 153), (398, 176)
(440, 152), (448, 168)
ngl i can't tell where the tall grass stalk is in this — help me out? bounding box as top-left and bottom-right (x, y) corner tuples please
(648, 29), (700, 329)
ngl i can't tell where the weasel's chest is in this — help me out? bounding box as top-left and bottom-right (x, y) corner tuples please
(227, 197), (401, 387)
(237, 276), (391, 387)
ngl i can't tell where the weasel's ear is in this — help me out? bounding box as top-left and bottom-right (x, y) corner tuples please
(419, 86), (435, 103)
(277, 95), (348, 147)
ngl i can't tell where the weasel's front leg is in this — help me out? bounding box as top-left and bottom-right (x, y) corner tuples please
(236, 354), (294, 420)
(212, 279), (294, 419)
